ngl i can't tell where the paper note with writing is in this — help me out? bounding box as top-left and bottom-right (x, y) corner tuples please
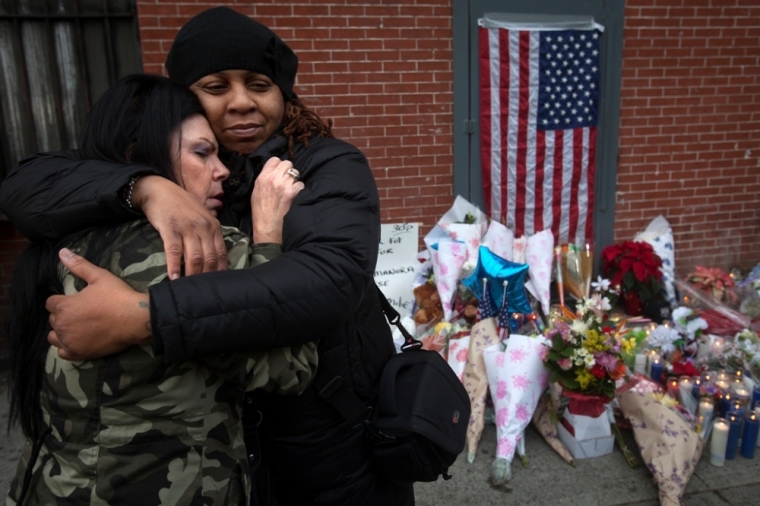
(375, 223), (420, 318)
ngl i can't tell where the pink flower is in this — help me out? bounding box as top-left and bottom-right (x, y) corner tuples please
(456, 348), (467, 362)
(497, 380), (508, 400)
(495, 353), (505, 367)
(496, 407), (509, 427)
(515, 403), (530, 422)
(497, 437), (514, 456)
(509, 347), (528, 363)
(439, 263), (449, 276)
(557, 358), (572, 371)
(595, 352), (618, 371)
(512, 373), (532, 391)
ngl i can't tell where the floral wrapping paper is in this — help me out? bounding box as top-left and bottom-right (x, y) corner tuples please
(482, 334), (551, 462)
(429, 241), (468, 320)
(617, 391), (704, 506)
(512, 236), (528, 264)
(423, 196), (488, 320)
(524, 229), (555, 315)
(447, 335), (471, 382)
(531, 394), (574, 464)
(464, 318), (501, 459)
(482, 220), (514, 261)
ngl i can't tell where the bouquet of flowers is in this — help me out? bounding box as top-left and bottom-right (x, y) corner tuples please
(600, 241), (663, 316)
(543, 293), (630, 403)
(647, 306), (707, 376)
(687, 265), (737, 306)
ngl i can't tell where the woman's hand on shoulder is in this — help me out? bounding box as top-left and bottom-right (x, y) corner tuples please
(131, 176), (227, 278)
(251, 157), (305, 244)
(46, 248), (152, 360)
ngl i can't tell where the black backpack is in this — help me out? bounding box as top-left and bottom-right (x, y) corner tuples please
(314, 285), (471, 483)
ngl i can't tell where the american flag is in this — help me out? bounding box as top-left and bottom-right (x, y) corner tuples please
(479, 23), (601, 246)
(476, 278), (495, 323)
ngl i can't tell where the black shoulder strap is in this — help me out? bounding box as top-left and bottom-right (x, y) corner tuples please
(313, 284), (420, 425)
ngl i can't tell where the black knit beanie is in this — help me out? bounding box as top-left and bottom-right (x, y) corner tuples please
(165, 7), (298, 100)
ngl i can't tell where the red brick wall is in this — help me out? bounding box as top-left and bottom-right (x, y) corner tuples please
(136, 0), (455, 225)
(616, 0), (760, 274)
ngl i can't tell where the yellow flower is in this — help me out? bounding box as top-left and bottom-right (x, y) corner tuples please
(434, 322), (452, 334)
(575, 369), (595, 389)
(652, 392), (679, 409)
(583, 329), (606, 353)
(621, 337), (636, 354)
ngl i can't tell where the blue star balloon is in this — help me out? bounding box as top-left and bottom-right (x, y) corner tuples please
(462, 246), (532, 315)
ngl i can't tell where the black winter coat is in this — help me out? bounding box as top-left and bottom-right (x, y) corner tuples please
(0, 135), (414, 506)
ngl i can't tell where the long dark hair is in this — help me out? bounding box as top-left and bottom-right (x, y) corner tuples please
(6, 74), (203, 440)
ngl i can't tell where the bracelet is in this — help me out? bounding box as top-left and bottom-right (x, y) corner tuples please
(125, 175), (141, 209)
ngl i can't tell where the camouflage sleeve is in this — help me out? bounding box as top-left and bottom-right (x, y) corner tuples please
(221, 227), (318, 395)
(250, 243), (282, 266)
(244, 341), (319, 394)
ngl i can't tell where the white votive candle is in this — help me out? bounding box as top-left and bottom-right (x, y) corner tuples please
(710, 418), (730, 467)
(634, 353), (647, 375)
(698, 398), (714, 420)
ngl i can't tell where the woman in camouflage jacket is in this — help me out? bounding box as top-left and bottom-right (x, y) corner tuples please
(6, 75), (314, 506)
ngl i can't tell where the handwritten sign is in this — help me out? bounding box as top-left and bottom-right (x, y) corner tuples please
(375, 223), (420, 319)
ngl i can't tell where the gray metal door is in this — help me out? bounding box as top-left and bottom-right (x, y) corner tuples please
(453, 0), (625, 253)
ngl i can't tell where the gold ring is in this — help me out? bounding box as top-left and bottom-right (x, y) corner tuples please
(285, 168), (300, 180)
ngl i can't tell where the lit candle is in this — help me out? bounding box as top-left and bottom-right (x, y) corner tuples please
(734, 387), (750, 412)
(741, 411), (760, 459)
(720, 392), (733, 419)
(726, 412), (742, 460)
(667, 378), (680, 399)
(732, 377), (746, 394)
(679, 376), (696, 414)
(698, 398), (714, 421)
(650, 357), (663, 384)
(692, 377), (702, 400)
(710, 417), (730, 467)
(715, 379), (731, 392)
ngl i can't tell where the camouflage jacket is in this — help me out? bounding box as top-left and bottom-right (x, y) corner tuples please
(8, 220), (318, 506)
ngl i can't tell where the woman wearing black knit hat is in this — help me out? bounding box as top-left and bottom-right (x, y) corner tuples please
(0, 6), (415, 506)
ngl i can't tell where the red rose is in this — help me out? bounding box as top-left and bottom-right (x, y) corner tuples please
(590, 364), (606, 379)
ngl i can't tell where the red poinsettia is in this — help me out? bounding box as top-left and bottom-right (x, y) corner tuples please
(601, 241), (663, 307)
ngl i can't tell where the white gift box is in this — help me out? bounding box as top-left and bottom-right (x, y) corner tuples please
(561, 407), (611, 441)
(557, 422), (615, 459)
(556, 406), (615, 459)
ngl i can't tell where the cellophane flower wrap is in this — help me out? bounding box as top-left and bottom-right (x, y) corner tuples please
(542, 293), (631, 411)
(600, 241), (663, 310)
(686, 265), (737, 306)
(617, 389), (704, 506)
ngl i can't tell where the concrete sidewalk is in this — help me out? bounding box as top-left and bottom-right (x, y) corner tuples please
(2, 374), (759, 506)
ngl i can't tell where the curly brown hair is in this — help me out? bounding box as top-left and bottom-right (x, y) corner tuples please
(281, 96), (334, 156)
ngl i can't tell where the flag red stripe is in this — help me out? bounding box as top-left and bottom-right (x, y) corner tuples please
(534, 128), (545, 232)
(478, 27), (492, 216)
(585, 126), (597, 245)
(514, 31), (530, 236)
(499, 28), (510, 224)
(552, 130), (563, 240)
(568, 128), (583, 243)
